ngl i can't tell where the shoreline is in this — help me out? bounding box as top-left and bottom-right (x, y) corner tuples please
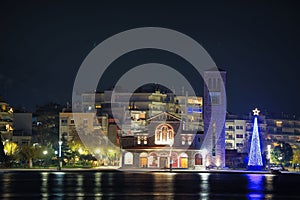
(1, 167), (300, 175)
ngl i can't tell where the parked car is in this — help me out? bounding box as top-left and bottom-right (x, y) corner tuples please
(269, 164), (286, 174)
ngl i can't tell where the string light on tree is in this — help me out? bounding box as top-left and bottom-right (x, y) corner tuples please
(248, 108), (263, 170)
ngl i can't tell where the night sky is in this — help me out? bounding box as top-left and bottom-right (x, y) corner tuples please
(0, 1), (299, 116)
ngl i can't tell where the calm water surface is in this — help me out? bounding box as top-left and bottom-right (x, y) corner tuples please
(0, 171), (300, 199)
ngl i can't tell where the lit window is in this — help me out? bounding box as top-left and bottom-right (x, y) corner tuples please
(137, 135), (147, 145)
(181, 136), (186, 145)
(155, 124), (174, 145)
(137, 136), (141, 144)
(188, 136), (192, 145)
(95, 105), (102, 109)
(276, 121), (282, 127)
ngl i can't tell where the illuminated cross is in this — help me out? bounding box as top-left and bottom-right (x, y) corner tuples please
(253, 108), (260, 116)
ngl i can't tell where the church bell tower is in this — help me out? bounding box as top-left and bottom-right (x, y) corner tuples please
(203, 68), (226, 168)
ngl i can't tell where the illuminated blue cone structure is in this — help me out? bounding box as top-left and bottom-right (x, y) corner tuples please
(248, 108), (263, 170)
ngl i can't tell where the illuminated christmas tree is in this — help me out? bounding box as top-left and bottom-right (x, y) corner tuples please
(248, 108), (263, 169)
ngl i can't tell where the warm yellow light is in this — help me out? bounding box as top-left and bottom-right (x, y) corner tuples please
(276, 121), (282, 127)
(5, 124), (13, 131)
(273, 142), (279, 147)
(78, 148), (83, 154)
(187, 97), (202, 104)
(4, 142), (18, 155)
(206, 160), (210, 167)
(1, 105), (6, 111)
(216, 159), (220, 167)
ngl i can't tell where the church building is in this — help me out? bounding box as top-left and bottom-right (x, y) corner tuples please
(119, 69), (227, 170)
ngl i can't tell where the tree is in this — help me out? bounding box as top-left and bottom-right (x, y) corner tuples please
(248, 111), (263, 169)
(17, 144), (37, 168)
(4, 142), (18, 155)
(61, 133), (72, 165)
(271, 142), (293, 165)
(0, 139), (6, 164)
(292, 149), (300, 164)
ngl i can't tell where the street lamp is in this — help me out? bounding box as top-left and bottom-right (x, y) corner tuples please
(169, 139), (174, 172)
(43, 150), (48, 155)
(43, 150), (48, 168)
(202, 149), (208, 170)
(267, 144), (271, 167)
(58, 140), (63, 170)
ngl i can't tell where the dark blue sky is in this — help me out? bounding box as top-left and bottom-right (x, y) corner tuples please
(0, 1), (299, 116)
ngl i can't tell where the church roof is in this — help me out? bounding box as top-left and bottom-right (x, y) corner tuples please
(147, 112), (181, 121)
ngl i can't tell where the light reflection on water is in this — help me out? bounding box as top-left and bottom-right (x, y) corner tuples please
(200, 173), (210, 200)
(0, 171), (300, 199)
(41, 172), (49, 199)
(246, 174), (269, 200)
(2, 173), (13, 199)
(153, 172), (174, 198)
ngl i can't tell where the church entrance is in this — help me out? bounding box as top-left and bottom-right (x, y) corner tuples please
(160, 157), (168, 168)
(139, 152), (148, 168)
(179, 153), (188, 168)
(149, 153), (158, 168)
(195, 153), (203, 165)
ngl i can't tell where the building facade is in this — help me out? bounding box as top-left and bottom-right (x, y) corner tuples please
(0, 99), (13, 141)
(225, 119), (247, 153)
(12, 113), (32, 145)
(120, 112), (206, 169)
(266, 118), (300, 143)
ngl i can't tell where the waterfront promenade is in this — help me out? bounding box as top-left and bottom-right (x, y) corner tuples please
(1, 166), (300, 175)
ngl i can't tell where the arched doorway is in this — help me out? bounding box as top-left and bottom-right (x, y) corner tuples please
(149, 152), (158, 168)
(159, 152), (169, 168)
(139, 152), (148, 168)
(124, 152), (133, 165)
(171, 152), (179, 168)
(179, 153), (188, 168)
(195, 153), (203, 165)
